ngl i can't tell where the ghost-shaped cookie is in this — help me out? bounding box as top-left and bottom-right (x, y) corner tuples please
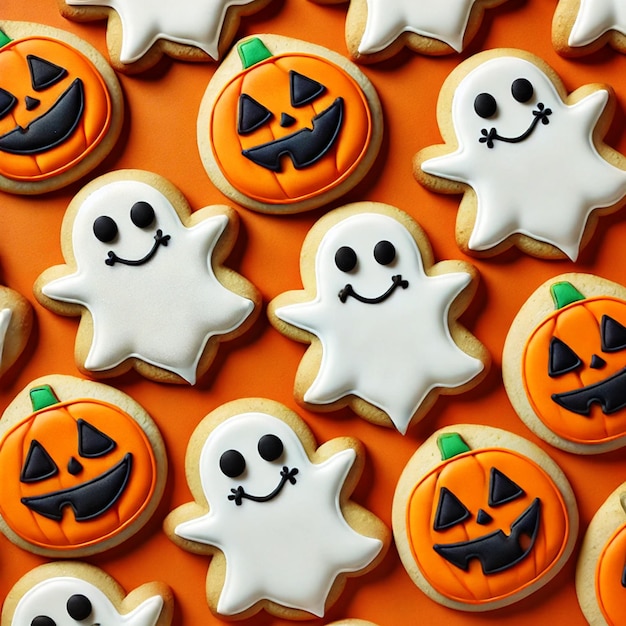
(164, 398), (389, 620)
(268, 203), (488, 434)
(35, 170), (259, 384)
(416, 49), (626, 260)
(1, 561), (173, 626)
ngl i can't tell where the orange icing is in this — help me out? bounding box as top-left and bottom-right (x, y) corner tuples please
(596, 519), (626, 625)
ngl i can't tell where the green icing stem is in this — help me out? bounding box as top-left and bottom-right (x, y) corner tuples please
(30, 385), (61, 411)
(0, 29), (12, 48)
(550, 281), (586, 310)
(437, 432), (471, 461)
(238, 37), (273, 69)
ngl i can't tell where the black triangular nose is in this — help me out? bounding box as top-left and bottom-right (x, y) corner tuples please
(67, 456), (83, 475)
(590, 354), (607, 369)
(476, 509), (493, 525)
(280, 112), (297, 128)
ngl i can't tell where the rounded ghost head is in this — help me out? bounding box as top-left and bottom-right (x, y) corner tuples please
(450, 56), (559, 150)
(70, 180), (182, 268)
(314, 213), (422, 305)
(199, 412), (308, 513)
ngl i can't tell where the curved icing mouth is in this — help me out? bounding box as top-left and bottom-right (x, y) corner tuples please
(20, 453), (133, 522)
(242, 97), (344, 172)
(105, 229), (171, 267)
(0, 79), (84, 155)
(228, 466), (299, 506)
(479, 103), (552, 149)
(338, 274), (409, 304)
(433, 498), (541, 575)
(551, 367), (626, 415)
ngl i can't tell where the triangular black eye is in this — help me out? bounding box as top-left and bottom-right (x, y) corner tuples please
(290, 71), (325, 107)
(27, 55), (68, 91)
(0, 88), (16, 119)
(602, 315), (626, 352)
(488, 467), (524, 506)
(77, 419), (116, 458)
(20, 440), (58, 483)
(548, 337), (582, 377)
(433, 487), (471, 530)
(238, 94), (272, 135)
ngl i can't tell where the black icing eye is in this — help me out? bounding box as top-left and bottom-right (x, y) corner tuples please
(77, 419), (116, 458)
(238, 94), (273, 134)
(93, 215), (118, 243)
(27, 54), (67, 91)
(488, 467), (525, 507)
(335, 246), (357, 273)
(31, 617), (56, 626)
(474, 92), (497, 119)
(220, 449), (246, 478)
(373, 240), (396, 266)
(20, 440), (58, 483)
(548, 337), (582, 377)
(290, 70), (325, 107)
(66, 594), (92, 621)
(511, 78), (534, 103)
(0, 87), (16, 119)
(258, 434), (284, 462)
(130, 201), (155, 229)
(601, 315), (626, 352)
(433, 487), (471, 530)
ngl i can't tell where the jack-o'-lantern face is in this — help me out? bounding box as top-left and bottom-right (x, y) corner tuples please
(0, 29), (112, 182)
(523, 281), (626, 445)
(406, 433), (570, 606)
(0, 385), (157, 552)
(208, 37), (373, 206)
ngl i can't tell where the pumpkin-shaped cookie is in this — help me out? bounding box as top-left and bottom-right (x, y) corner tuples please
(504, 273), (626, 453)
(198, 35), (382, 213)
(0, 376), (166, 557)
(393, 424), (578, 611)
(0, 21), (123, 194)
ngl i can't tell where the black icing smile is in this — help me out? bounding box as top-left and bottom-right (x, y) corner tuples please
(242, 97), (344, 172)
(339, 274), (408, 304)
(433, 498), (541, 575)
(0, 78), (84, 155)
(551, 367), (626, 416)
(479, 102), (552, 149)
(20, 453), (133, 522)
(105, 229), (171, 267)
(228, 466), (298, 506)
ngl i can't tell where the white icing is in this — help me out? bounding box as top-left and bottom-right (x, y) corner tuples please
(10, 576), (165, 626)
(174, 411), (383, 617)
(358, 0), (479, 54)
(421, 55), (626, 260)
(274, 212), (484, 434)
(567, 0), (626, 47)
(42, 179), (255, 383)
(64, 0), (261, 62)
(0, 308), (11, 367)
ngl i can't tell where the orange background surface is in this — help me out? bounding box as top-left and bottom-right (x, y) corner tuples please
(1, 0), (626, 624)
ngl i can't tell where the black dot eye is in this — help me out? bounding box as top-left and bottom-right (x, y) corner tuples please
(220, 449), (246, 478)
(335, 246), (357, 273)
(258, 434), (284, 462)
(373, 240), (396, 266)
(31, 617), (56, 626)
(474, 92), (497, 119)
(130, 201), (155, 229)
(511, 78), (534, 103)
(93, 215), (118, 243)
(66, 594), (92, 621)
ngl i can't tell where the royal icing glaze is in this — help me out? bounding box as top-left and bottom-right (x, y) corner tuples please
(566, 0), (626, 48)
(0, 308), (11, 368)
(0, 30), (113, 183)
(419, 52), (626, 260)
(63, 0), (264, 63)
(206, 37), (376, 210)
(595, 514), (626, 625)
(40, 176), (256, 383)
(273, 209), (485, 434)
(522, 281), (626, 447)
(358, 0), (493, 54)
(8, 576), (165, 626)
(0, 384), (160, 553)
(173, 409), (384, 618)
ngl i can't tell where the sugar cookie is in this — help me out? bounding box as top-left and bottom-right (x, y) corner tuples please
(0, 282), (32, 380)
